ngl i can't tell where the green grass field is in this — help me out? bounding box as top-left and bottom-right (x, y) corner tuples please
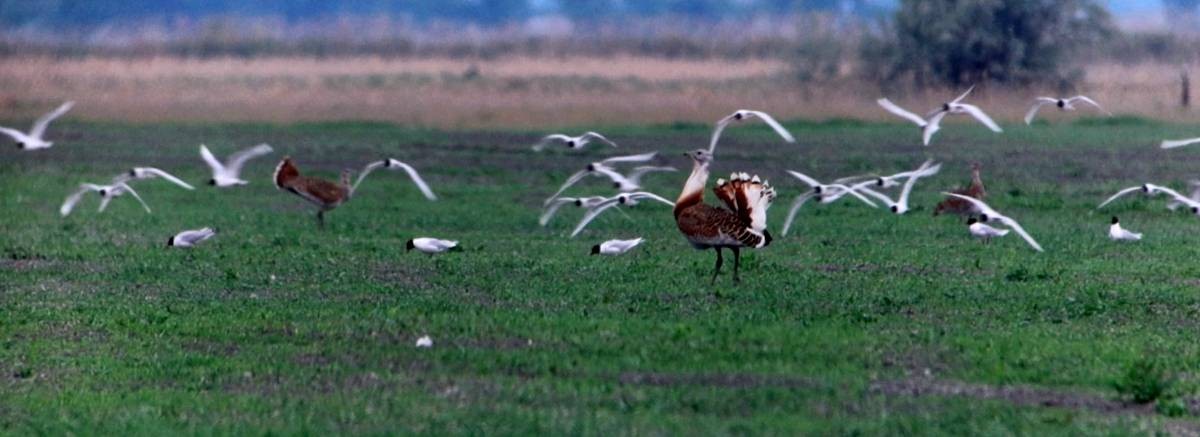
(6, 117), (1200, 434)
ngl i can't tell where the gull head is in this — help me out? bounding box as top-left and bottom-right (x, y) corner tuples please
(1057, 100), (1067, 108)
(617, 194), (631, 205)
(1192, 206), (1200, 215)
(967, 217), (978, 225)
(98, 188), (108, 197)
(404, 239), (415, 252)
(586, 163), (597, 172)
(1111, 216), (1119, 225)
(574, 199), (584, 207)
(875, 177), (886, 187)
(566, 140), (577, 148)
(590, 244), (601, 255)
(684, 149), (712, 165)
(813, 186), (823, 194)
(1141, 184), (1152, 193)
(979, 213), (990, 222)
(208, 178), (217, 186)
(891, 205), (903, 214)
(942, 103), (952, 112)
(733, 111), (747, 120)
(166, 236), (175, 247)
(15, 142), (24, 150)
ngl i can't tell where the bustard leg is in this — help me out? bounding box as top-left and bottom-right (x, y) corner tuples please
(731, 247), (742, 283)
(317, 210), (325, 229)
(710, 247), (724, 284)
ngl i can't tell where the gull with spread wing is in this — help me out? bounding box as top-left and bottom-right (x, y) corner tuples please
(708, 109), (795, 154)
(926, 86), (1003, 133)
(200, 143), (274, 187)
(877, 98), (947, 146)
(570, 192), (675, 238)
(532, 132), (617, 151)
(543, 152), (658, 205)
(1024, 96), (1111, 125)
(1, 101), (74, 150)
(350, 158), (437, 200)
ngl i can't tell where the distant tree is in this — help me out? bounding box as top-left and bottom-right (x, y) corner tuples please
(860, 0), (1114, 87)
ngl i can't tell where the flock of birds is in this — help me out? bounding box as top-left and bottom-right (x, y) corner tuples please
(8, 87), (1200, 282)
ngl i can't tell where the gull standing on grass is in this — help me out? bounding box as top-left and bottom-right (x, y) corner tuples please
(0, 101), (74, 150)
(1108, 217), (1142, 241)
(941, 193), (1043, 252)
(167, 228), (217, 247)
(708, 109), (795, 154)
(406, 238), (460, 255)
(1024, 96), (1111, 125)
(532, 132), (617, 151)
(591, 238), (644, 256)
(200, 143), (274, 187)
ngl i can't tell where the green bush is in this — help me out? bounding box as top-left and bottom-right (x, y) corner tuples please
(1112, 357), (1173, 404)
(861, 0), (1115, 87)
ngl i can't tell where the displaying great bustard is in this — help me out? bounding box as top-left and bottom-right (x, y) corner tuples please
(673, 149), (775, 283)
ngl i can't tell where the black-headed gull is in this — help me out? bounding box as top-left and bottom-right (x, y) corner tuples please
(1098, 183), (1179, 209)
(941, 193), (1042, 252)
(1167, 180), (1200, 211)
(871, 159), (940, 188)
(168, 227), (217, 247)
(708, 109), (795, 154)
(591, 237), (644, 255)
(784, 170), (879, 207)
(926, 86), (1003, 133)
(60, 182), (149, 216)
(350, 158), (437, 200)
(532, 132), (617, 151)
(200, 143), (274, 187)
(1024, 96), (1111, 125)
(876, 98), (947, 146)
(570, 192), (674, 238)
(539, 195), (608, 226)
(967, 217), (1009, 243)
(415, 335), (433, 348)
(1108, 216), (1142, 242)
(544, 152), (658, 205)
(1, 101), (74, 150)
(406, 238), (459, 255)
(856, 160), (941, 214)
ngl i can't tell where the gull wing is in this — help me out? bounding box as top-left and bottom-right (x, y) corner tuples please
(60, 184), (98, 216)
(581, 131), (618, 147)
(199, 144), (225, 173)
(384, 159), (438, 200)
(941, 192), (997, 217)
(1096, 186), (1144, 209)
(626, 191), (675, 206)
(877, 98), (927, 126)
(544, 169), (590, 206)
(1024, 98), (1055, 125)
(570, 197), (623, 238)
(600, 151), (657, 165)
(30, 101), (74, 138)
(351, 160), (386, 196)
(532, 134), (571, 151)
(785, 170), (823, 189)
(950, 85), (975, 104)
(746, 110), (796, 143)
(225, 143), (274, 174)
(0, 127), (29, 143)
(780, 193), (817, 236)
(956, 103), (1003, 133)
(995, 215), (1044, 252)
(707, 114), (735, 153)
(119, 183), (152, 213)
(539, 197), (576, 226)
(139, 167), (195, 190)
(1160, 137), (1200, 149)
(922, 112), (946, 146)
(1068, 96), (1111, 115)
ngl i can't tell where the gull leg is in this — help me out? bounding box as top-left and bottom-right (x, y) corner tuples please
(710, 248), (724, 284)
